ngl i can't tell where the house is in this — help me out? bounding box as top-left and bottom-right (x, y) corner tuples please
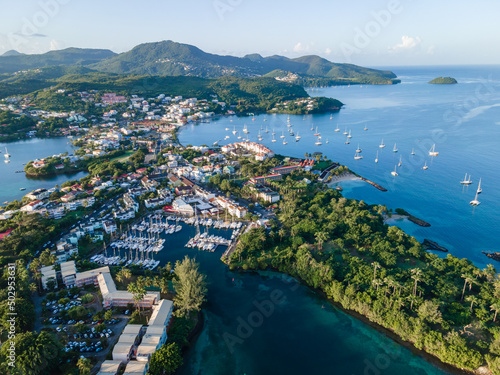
(60, 194), (75, 203)
(25, 188), (50, 200)
(75, 266), (111, 287)
(123, 362), (148, 375)
(60, 261), (77, 288)
(114, 208), (136, 221)
(97, 360), (123, 375)
(103, 220), (117, 233)
(41, 265), (57, 290)
(20, 200), (43, 212)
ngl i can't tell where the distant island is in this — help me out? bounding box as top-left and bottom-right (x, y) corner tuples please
(428, 77), (457, 84)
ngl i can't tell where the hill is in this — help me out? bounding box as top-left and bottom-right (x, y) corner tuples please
(91, 40), (398, 85)
(2, 50), (24, 56)
(0, 47), (116, 74)
(429, 76), (457, 84)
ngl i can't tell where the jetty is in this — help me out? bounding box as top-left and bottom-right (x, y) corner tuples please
(422, 239), (448, 252)
(395, 209), (431, 227)
(358, 176), (387, 192)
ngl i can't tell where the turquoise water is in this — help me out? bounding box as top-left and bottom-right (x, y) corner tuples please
(179, 65), (500, 269)
(150, 224), (451, 375)
(0, 137), (87, 203)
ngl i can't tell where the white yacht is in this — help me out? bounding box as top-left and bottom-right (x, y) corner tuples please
(391, 165), (398, 176)
(393, 143), (398, 152)
(355, 144), (362, 153)
(460, 173), (472, 185)
(354, 151), (363, 160)
(4, 147), (10, 158)
(375, 151), (379, 163)
(470, 190), (481, 206)
(477, 178), (482, 194)
(423, 161), (429, 170)
(379, 139), (386, 148)
(429, 144), (439, 156)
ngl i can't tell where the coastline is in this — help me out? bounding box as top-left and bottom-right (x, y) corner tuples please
(234, 267), (474, 375)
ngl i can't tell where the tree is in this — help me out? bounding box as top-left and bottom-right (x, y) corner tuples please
(148, 342), (183, 375)
(104, 309), (113, 321)
(466, 295), (479, 312)
(417, 300), (443, 323)
(314, 231), (328, 250)
(127, 282), (146, 311)
(77, 357), (92, 375)
(461, 273), (474, 301)
(371, 261), (380, 284)
(173, 256), (207, 318)
(411, 268), (422, 296)
(491, 302), (500, 322)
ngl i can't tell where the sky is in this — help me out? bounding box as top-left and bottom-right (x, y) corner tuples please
(0, 0), (498, 67)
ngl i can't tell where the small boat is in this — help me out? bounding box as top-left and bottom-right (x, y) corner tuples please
(335, 123), (340, 132)
(287, 116), (292, 127)
(4, 159), (10, 163)
(280, 131), (285, 139)
(379, 139), (385, 148)
(237, 132), (242, 139)
(19, 187), (26, 191)
(477, 178), (482, 194)
(347, 130), (352, 139)
(295, 131), (301, 141)
(429, 144), (439, 156)
(225, 127), (230, 131)
(375, 151), (379, 163)
(345, 138), (350, 144)
(272, 134), (276, 143)
(354, 151), (363, 160)
(393, 143), (398, 152)
(224, 135), (230, 140)
(343, 128), (348, 135)
(265, 126), (269, 133)
(411, 148), (415, 155)
(398, 156), (402, 167)
(283, 139), (288, 145)
(470, 190), (481, 206)
(311, 124), (314, 131)
(364, 124), (368, 131)
(232, 126), (237, 135)
(391, 165), (398, 176)
(243, 124), (249, 134)
(460, 173), (472, 185)
(422, 161), (429, 170)
(330, 114), (333, 120)
(355, 144), (362, 153)
(272, 128), (276, 135)
(4, 147), (10, 158)
(325, 138), (329, 144)
(313, 127), (320, 136)
(315, 136), (322, 145)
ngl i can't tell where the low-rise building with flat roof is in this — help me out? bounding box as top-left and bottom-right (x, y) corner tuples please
(41, 265), (57, 290)
(97, 360), (123, 375)
(123, 361), (148, 375)
(75, 266), (110, 287)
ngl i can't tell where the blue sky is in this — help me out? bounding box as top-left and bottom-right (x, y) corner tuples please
(0, 0), (498, 66)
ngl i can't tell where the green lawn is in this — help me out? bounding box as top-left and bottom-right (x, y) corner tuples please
(109, 150), (134, 162)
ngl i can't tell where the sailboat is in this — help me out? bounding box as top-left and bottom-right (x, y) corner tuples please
(315, 136), (322, 146)
(398, 156), (402, 167)
(295, 131), (301, 141)
(411, 148), (415, 155)
(4, 147), (10, 158)
(345, 137), (350, 144)
(347, 130), (352, 139)
(243, 124), (249, 134)
(257, 130), (263, 141)
(225, 127), (230, 131)
(379, 139), (386, 148)
(311, 124), (314, 131)
(272, 134), (277, 143)
(343, 128), (348, 135)
(237, 132), (242, 139)
(355, 144), (362, 153)
(283, 139), (288, 145)
(287, 116), (292, 127)
(477, 178), (482, 194)
(460, 173), (472, 185)
(429, 144), (439, 156)
(354, 151), (363, 160)
(330, 114), (333, 120)
(375, 151), (379, 163)
(335, 123), (340, 132)
(470, 190), (481, 206)
(313, 127), (320, 136)
(364, 124), (368, 131)
(272, 128), (276, 136)
(422, 161), (428, 170)
(325, 138), (329, 144)
(265, 126), (269, 133)
(280, 131), (285, 139)
(393, 143), (398, 152)
(232, 126), (237, 135)
(391, 165), (398, 176)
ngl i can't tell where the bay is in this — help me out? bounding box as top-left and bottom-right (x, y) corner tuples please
(0, 137), (87, 203)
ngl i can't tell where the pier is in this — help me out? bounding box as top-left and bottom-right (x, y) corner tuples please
(358, 176), (387, 192)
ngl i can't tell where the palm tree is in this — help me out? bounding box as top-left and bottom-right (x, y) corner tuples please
(491, 303), (500, 322)
(315, 231), (328, 250)
(407, 294), (419, 310)
(278, 228), (286, 243)
(461, 273), (474, 301)
(373, 278), (383, 292)
(411, 268), (422, 296)
(466, 295), (479, 312)
(371, 262), (381, 284)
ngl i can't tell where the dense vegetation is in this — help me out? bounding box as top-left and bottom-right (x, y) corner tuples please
(229, 181), (500, 373)
(91, 40), (398, 84)
(0, 47), (115, 74)
(429, 77), (458, 84)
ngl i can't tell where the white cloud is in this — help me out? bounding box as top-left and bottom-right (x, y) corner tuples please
(388, 36), (422, 53)
(293, 42), (310, 53)
(325, 47), (332, 55)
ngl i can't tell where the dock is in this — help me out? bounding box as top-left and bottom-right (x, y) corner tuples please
(358, 176), (387, 192)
